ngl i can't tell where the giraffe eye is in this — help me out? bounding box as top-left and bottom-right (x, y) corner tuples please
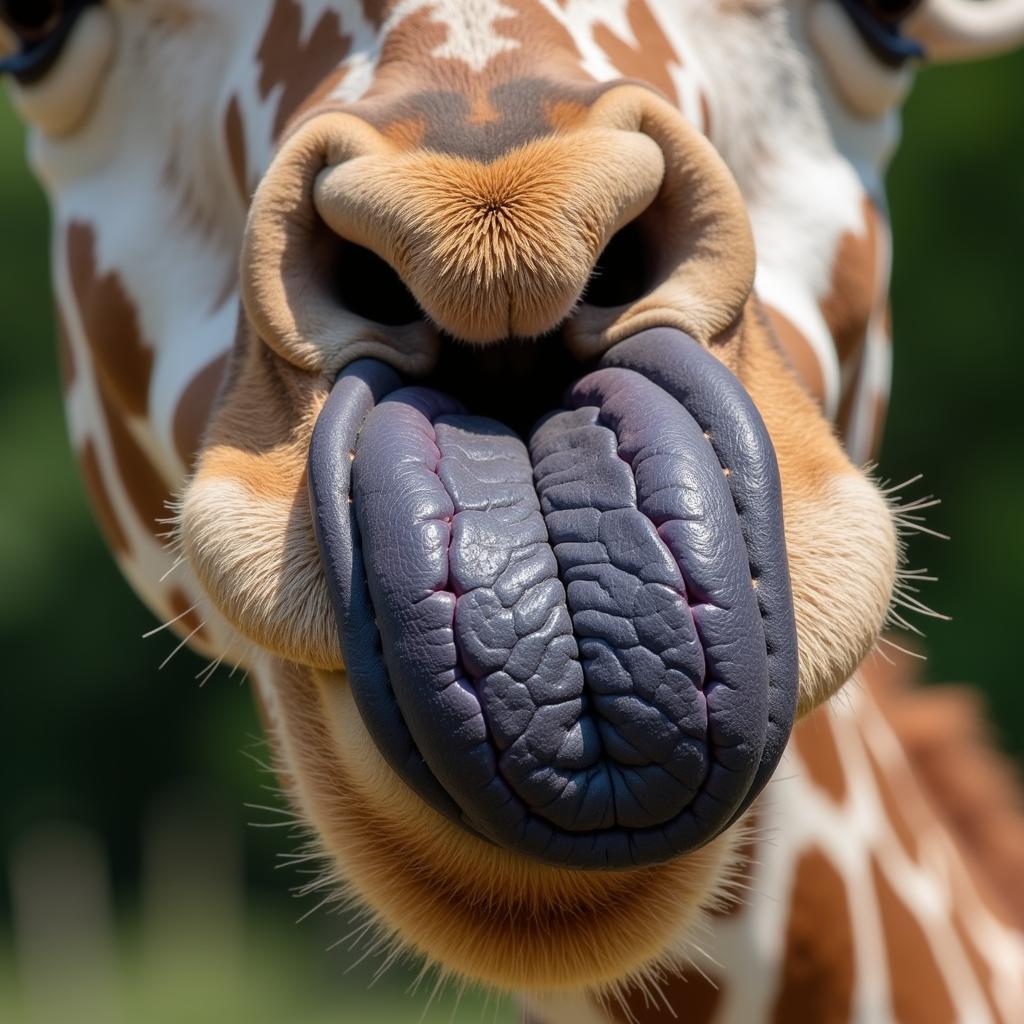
(0, 0), (99, 84)
(1, 1), (65, 41)
(836, 0), (924, 67)
(861, 0), (923, 24)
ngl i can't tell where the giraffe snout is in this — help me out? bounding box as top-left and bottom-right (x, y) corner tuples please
(241, 85), (758, 376)
(312, 128), (665, 342)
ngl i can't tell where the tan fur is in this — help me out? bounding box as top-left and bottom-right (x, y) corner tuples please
(315, 129), (664, 341)
(180, 327), (343, 671)
(728, 307), (898, 713)
(566, 88), (757, 359)
(267, 658), (740, 994)
(0, 23), (17, 59)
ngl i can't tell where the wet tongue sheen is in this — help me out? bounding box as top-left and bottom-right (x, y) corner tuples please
(309, 328), (798, 869)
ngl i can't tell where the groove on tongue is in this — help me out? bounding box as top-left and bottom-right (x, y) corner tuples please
(349, 366), (768, 866)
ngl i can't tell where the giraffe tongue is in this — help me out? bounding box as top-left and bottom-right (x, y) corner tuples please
(308, 328), (798, 869)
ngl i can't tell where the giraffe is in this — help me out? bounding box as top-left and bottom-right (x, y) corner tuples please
(3, 1), (1024, 1020)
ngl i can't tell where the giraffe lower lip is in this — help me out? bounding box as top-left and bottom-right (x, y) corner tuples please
(308, 328), (798, 868)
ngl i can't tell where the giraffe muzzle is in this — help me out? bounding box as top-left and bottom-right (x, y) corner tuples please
(308, 328), (798, 869)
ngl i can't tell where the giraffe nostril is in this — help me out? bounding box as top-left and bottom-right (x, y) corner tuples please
(327, 237), (422, 327)
(304, 212), (422, 326)
(581, 216), (654, 309)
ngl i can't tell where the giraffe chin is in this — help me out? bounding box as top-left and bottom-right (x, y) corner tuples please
(272, 658), (742, 994)
(307, 327), (799, 871)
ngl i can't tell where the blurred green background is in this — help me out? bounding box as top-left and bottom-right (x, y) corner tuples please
(1, 47), (1022, 1024)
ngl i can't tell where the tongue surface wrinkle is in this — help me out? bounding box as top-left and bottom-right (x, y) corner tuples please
(308, 329), (798, 868)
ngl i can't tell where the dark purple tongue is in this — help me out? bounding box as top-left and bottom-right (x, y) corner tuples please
(308, 329), (797, 868)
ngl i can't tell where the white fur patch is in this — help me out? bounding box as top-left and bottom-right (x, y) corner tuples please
(383, 0), (520, 73)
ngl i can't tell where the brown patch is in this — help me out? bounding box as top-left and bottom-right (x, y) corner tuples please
(764, 305), (827, 408)
(790, 709), (848, 805)
(872, 856), (957, 1023)
(770, 847), (855, 1024)
(835, 341), (866, 444)
(66, 221), (153, 418)
(378, 115), (428, 149)
(863, 653), (1024, 930)
(593, 0), (680, 104)
(257, 0), (353, 137)
(224, 95), (249, 203)
(173, 354), (228, 471)
(869, 390), (888, 461)
(97, 387), (174, 543)
(165, 586), (209, 644)
(699, 92), (712, 137)
(338, 0), (593, 158)
(820, 195), (882, 368)
(359, 0), (389, 29)
(78, 441), (130, 556)
(467, 90), (502, 126)
(610, 968), (722, 1023)
(293, 66), (351, 128)
(56, 303), (75, 392)
(542, 97), (590, 133)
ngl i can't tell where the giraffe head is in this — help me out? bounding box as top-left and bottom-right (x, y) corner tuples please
(5, 0), (1021, 1000)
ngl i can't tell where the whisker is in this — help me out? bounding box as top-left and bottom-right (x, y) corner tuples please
(196, 653), (224, 687)
(879, 473), (923, 495)
(891, 494), (942, 512)
(887, 608), (925, 636)
(158, 555), (185, 583)
(142, 601), (198, 638)
(295, 893), (335, 925)
(243, 802), (295, 817)
(879, 635), (926, 660)
(895, 520), (950, 541)
(158, 623), (205, 670)
(893, 594), (951, 621)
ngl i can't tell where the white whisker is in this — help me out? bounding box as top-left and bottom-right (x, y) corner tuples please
(142, 601), (198, 638)
(878, 635), (926, 660)
(158, 623), (204, 670)
(158, 555), (185, 583)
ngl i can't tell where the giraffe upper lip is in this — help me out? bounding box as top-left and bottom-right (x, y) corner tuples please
(307, 327), (799, 868)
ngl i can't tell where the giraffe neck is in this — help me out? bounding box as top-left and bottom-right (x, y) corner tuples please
(523, 655), (1024, 1023)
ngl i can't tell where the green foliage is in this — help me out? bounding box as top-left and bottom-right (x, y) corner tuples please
(883, 51), (1024, 754)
